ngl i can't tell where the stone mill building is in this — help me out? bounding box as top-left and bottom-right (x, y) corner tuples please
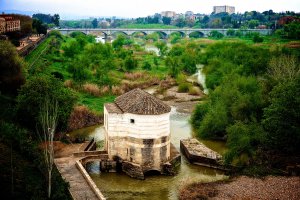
(103, 88), (180, 179)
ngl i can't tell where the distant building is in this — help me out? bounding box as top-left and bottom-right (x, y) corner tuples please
(213, 5), (235, 14)
(161, 11), (176, 18)
(0, 18), (6, 33)
(185, 11), (194, 17)
(0, 14), (21, 34)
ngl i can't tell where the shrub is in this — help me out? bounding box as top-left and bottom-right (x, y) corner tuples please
(188, 86), (201, 95)
(83, 83), (100, 96)
(67, 105), (103, 131)
(124, 72), (145, 80)
(253, 33), (264, 43)
(64, 79), (73, 88)
(111, 85), (124, 95)
(178, 83), (190, 93)
(100, 85), (110, 95)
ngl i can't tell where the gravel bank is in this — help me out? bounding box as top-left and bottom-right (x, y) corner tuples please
(180, 176), (300, 200)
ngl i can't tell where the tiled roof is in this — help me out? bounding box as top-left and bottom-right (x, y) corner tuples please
(107, 88), (171, 115)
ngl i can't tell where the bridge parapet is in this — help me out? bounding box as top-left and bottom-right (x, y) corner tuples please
(58, 28), (272, 38)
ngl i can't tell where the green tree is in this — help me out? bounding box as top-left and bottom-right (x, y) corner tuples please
(92, 18), (98, 28)
(262, 76), (300, 154)
(154, 41), (168, 57)
(124, 55), (137, 71)
(0, 41), (25, 94)
(53, 14), (60, 27)
(32, 18), (47, 34)
(16, 75), (77, 131)
(225, 122), (266, 165)
(209, 30), (224, 39)
(162, 17), (171, 25)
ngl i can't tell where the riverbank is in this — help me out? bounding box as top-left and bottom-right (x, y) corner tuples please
(179, 175), (300, 200)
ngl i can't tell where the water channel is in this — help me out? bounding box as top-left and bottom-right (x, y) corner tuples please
(70, 107), (227, 200)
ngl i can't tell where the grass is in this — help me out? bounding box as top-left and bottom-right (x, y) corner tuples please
(25, 36), (52, 66)
(77, 93), (115, 113)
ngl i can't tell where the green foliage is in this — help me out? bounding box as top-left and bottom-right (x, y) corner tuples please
(154, 41), (168, 57)
(209, 30), (224, 39)
(283, 21), (300, 39)
(225, 122), (266, 165)
(0, 40), (25, 94)
(145, 32), (160, 42)
(0, 121), (72, 200)
(226, 29), (235, 36)
(32, 18), (47, 34)
(193, 74), (264, 139)
(189, 32), (204, 38)
(16, 75), (77, 131)
(124, 55), (137, 71)
(169, 33), (181, 44)
(142, 61), (152, 70)
(253, 33), (264, 43)
(178, 83), (190, 93)
(262, 76), (300, 154)
(92, 18), (98, 28)
(204, 42), (269, 89)
(62, 38), (81, 58)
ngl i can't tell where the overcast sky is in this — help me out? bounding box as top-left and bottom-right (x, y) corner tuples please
(1, 0), (299, 19)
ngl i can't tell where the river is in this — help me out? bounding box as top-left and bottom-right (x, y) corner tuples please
(70, 107), (227, 200)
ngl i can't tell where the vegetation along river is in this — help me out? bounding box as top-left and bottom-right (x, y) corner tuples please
(70, 107), (227, 200)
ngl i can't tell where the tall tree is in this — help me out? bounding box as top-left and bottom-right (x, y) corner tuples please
(92, 18), (98, 28)
(38, 98), (58, 199)
(53, 14), (60, 27)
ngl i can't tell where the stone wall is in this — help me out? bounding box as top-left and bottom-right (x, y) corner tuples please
(107, 135), (170, 171)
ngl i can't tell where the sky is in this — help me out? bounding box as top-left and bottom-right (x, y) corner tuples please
(1, 0), (299, 19)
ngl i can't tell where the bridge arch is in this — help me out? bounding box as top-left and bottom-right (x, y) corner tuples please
(152, 31), (168, 39)
(188, 31), (205, 38)
(68, 30), (87, 36)
(132, 31), (147, 37)
(89, 31), (108, 38)
(170, 31), (185, 38)
(111, 31), (129, 37)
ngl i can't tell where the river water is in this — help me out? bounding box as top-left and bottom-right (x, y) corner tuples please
(71, 107), (227, 200)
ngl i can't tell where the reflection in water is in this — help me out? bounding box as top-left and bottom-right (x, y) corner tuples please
(75, 107), (227, 200)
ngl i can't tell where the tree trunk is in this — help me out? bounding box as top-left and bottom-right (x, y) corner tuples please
(48, 170), (52, 198)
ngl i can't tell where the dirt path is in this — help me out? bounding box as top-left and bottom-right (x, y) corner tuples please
(180, 176), (300, 200)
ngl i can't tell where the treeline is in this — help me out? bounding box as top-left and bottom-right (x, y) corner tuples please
(191, 42), (300, 173)
(0, 38), (73, 198)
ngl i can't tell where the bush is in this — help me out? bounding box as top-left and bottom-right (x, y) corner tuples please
(68, 105), (103, 131)
(83, 83), (100, 96)
(188, 86), (201, 95)
(253, 33), (264, 43)
(178, 83), (190, 93)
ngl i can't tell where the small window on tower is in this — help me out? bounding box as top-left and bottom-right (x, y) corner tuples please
(130, 119), (135, 124)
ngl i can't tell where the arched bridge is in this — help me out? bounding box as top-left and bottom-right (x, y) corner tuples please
(57, 28), (272, 38)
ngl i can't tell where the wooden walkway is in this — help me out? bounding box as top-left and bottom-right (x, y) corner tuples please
(54, 142), (100, 200)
